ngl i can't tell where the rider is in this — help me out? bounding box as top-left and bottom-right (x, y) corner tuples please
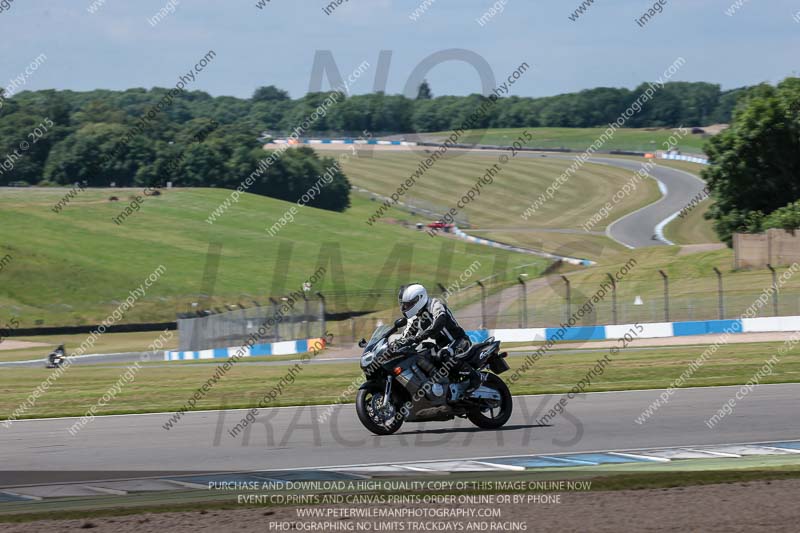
(49, 344), (65, 365)
(394, 284), (480, 389)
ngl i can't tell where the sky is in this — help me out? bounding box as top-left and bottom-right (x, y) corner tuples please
(1, 0), (799, 100)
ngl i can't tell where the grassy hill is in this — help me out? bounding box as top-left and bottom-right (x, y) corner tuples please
(0, 188), (547, 327)
(332, 149), (661, 260)
(664, 199), (719, 244)
(420, 127), (712, 154)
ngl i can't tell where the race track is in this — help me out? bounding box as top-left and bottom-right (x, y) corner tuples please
(511, 152), (707, 249)
(314, 144), (709, 250)
(3, 383), (798, 482)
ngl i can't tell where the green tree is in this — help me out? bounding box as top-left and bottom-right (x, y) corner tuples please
(416, 80), (433, 100)
(703, 78), (800, 243)
(764, 200), (800, 231)
(252, 85), (290, 102)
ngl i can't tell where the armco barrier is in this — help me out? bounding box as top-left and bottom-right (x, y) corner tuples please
(163, 316), (800, 361)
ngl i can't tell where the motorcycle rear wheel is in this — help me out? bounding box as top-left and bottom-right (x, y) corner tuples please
(467, 373), (513, 429)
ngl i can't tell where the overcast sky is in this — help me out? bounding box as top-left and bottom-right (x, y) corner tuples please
(2, 0), (799, 100)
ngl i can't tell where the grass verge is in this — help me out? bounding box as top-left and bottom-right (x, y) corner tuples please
(1, 340), (798, 420)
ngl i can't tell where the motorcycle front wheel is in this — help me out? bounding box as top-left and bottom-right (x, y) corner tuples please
(356, 386), (405, 435)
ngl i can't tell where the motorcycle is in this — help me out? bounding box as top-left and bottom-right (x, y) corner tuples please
(355, 318), (513, 435)
(46, 346), (66, 369)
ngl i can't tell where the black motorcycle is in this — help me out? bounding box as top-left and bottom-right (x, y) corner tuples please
(355, 318), (513, 435)
(46, 345), (66, 369)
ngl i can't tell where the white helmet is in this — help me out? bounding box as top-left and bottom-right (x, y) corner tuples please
(399, 283), (428, 318)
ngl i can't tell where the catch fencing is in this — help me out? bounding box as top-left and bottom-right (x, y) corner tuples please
(177, 296), (326, 351)
(175, 263), (800, 349)
(334, 265), (800, 344)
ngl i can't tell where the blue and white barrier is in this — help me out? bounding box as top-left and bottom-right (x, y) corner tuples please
(165, 337), (326, 361)
(658, 153), (708, 165)
(469, 315), (800, 344)
(272, 138), (418, 146)
(452, 227), (594, 266)
(164, 316), (799, 361)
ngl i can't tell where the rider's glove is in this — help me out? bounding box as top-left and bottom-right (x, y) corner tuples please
(392, 337), (415, 351)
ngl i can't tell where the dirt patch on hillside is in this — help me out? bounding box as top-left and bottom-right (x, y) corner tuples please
(4, 478), (798, 532)
(0, 340), (49, 352)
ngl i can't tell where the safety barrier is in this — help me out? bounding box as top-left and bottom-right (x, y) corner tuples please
(469, 315), (800, 344)
(657, 152), (708, 165)
(164, 337), (326, 361)
(452, 227), (594, 266)
(272, 138), (417, 146)
(163, 316), (799, 361)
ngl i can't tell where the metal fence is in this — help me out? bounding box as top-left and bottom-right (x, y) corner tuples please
(177, 296), (326, 351)
(450, 266), (800, 335)
(175, 265), (800, 349)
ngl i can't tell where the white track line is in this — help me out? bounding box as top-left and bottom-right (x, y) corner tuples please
(604, 168), (670, 248)
(651, 166), (708, 246)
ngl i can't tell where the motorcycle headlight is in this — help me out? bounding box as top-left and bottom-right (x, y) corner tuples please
(361, 350), (375, 368)
(361, 340), (386, 369)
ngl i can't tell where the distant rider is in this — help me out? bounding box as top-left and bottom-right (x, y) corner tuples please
(49, 344), (65, 365)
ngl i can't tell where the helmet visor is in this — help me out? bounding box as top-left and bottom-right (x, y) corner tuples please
(401, 295), (421, 314)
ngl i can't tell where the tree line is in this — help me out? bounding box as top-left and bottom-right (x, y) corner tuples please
(0, 87), (352, 211)
(703, 77), (800, 242)
(0, 78), (772, 218)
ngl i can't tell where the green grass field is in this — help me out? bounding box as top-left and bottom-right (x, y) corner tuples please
(337, 150), (660, 260)
(0, 188), (546, 327)
(1, 340), (797, 420)
(664, 199), (718, 244)
(468, 229), (631, 262)
(422, 127), (712, 154)
(0, 331), (180, 362)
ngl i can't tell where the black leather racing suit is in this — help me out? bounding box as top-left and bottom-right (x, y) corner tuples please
(399, 298), (471, 359)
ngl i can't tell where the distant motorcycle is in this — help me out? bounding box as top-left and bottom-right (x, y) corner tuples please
(355, 318), (513, 435)
(46, 345), (66, 369)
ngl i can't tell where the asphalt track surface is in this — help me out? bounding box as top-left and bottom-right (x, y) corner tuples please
(0, 351), (148, 368)
(4, 383), (798, 482)
(505, 151), (707, 249)
(316, 144), (708, 250)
